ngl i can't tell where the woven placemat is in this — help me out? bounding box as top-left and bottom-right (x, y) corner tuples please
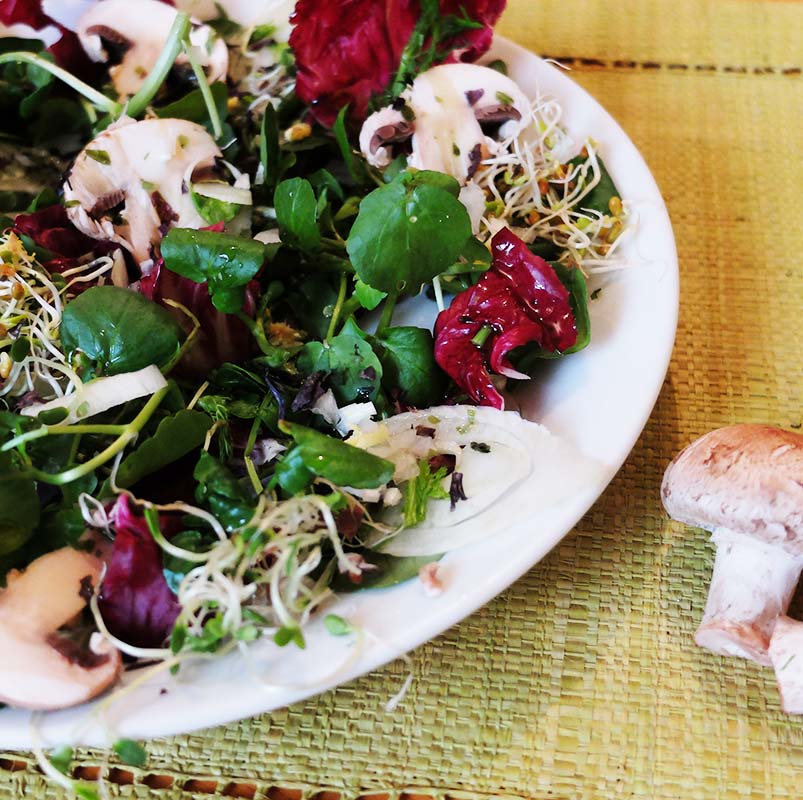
(3, 1), (803, 797)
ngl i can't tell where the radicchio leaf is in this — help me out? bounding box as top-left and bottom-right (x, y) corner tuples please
(290, 0), (506, 126)
(98, 495), (181, 649)
(433, 227), (577, 409)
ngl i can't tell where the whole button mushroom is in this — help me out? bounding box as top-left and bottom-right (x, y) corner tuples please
(661, 424), (803, 665)
(0, 545), (122, 710)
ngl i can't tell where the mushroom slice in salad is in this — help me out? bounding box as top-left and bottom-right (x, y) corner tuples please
(0, 544), (121, 710)
(63, 117), (247, 266)
(76, 0), (228, 99)
(360, 63), (531, 183)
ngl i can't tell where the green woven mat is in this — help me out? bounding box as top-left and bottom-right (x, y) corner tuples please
(4, 1), (803, 797)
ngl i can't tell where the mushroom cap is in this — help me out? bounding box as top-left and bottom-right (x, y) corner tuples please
(64, 116), (223, 265)
(77, 0), (228, 98)
(359, 63), (531, 185)
(662, 424), (803, 554)
(0, 546), (122, 710)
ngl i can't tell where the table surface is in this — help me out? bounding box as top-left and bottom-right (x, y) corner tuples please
(3, 0), (803, 797)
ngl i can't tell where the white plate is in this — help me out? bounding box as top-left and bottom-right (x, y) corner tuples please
(0, 37), (678, 749)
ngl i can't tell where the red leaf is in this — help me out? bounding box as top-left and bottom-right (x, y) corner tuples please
(434, 227), (577, 409)
(290, 0), (506, 126)
(98, 495), (181, 649)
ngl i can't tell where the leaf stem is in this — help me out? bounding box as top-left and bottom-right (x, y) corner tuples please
(181, 40), (223, 139)
(375, 290), (399, 334)
(2, 423), (128, 453)
(0, 52), (122, 116)
(126, 12), (191, 118)
(326, 274), (348, 340)
(24, 387), (169, 486)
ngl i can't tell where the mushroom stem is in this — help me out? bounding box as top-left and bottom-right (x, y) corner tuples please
(695, 528), (803, 665)
(769, 616), (803, 714)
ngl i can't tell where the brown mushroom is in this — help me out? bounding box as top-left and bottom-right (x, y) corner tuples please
(0, 545), (122, 709)
(768, 616), (803, 714)
(661, 424), (803, 665)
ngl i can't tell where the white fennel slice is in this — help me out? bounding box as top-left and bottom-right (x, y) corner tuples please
(354, 406), (604, 557)
(21, 365), (167, 424)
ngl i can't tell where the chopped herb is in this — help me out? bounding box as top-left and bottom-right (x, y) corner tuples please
(470, 441), (491, 453)
(495, 90), (514, 105)
(452, 143), (461, 156)
(590, 287), (603, 300)
(324, 614), (353, 636)
(403, 458), (450, 527)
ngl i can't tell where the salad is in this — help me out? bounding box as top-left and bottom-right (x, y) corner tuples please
(0, 0), (628, 775)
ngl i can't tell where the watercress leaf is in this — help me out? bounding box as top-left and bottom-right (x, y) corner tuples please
(346, 171), (472, 293)
(354, 279), (386, 311)
(334, 552), (441, 592)
(273, 446), (314, 495)
(113, 409), (212, 490)
(407, 169), (461, 197)
(161, 228), (265, 314)
(194, 452), (256, 531)
(60, 286), (183, 376)
(274, 178), (321, 253)
(372, 326), (446, 408)
(297, 334), (382, 404)
(279, 421), (394, 489)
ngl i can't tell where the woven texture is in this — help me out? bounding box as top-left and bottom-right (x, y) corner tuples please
(4, 1), (803, 797)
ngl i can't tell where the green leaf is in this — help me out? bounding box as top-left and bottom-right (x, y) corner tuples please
(346, 170), (471, 293)
(273, 446), (314, 495)
(309, 168), (345, 202)
(0, 451), (41, 556)
(354, 279), (386, 311)
(323, 614), (353, 636)
(191, 186), (240, 225)
(572, 155), (620, 215)
(161, 228), (265, 314)
(274, 178), (321, 253)
(333, 106), (369, 187)
(113, 739), (147, 768)
(277, 422), (394, 491)
(60, 286), (183, 377)
(112, 409), (212, 490)
(49, 745), (73, 775)
(154, 83), (228, 135)
(403, 459), (449, 528)
(274, 625), (305, 649)
(297, 333), (382, 405)
(162, 529), (214, 593)
(194, 452), (256, 531)
(372, 326), (446, 408)
(334, 552), (441, 592)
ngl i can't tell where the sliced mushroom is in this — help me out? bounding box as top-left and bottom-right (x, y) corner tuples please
(63, 116), (225, 265)
(359, 63), (531, 184)
(0, 545), (121, 710)
(662, 424), (803, 665)
(77, 0), (228, 99)
(174, 0), (296, 42)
